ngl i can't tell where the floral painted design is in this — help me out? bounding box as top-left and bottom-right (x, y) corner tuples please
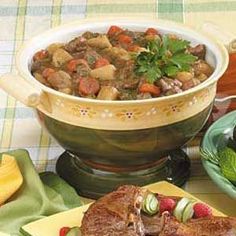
(55, 98), (65, 108)
(116, 109), (144, 121)
(146, 107), (157, 116)
(71, 105), (96, 118)
(101, 109), (113, 118)
(162, 100), (185, 116)
(52, 84), (215, 130)
(188, 96), (198, 106)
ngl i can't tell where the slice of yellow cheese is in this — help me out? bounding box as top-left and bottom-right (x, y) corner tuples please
(0, 154), (23, 205)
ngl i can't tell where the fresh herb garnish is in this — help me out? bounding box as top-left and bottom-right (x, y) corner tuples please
(87, 55), (97, 65)
(200, 147), (236, 183)
(135, 35), (197, 83)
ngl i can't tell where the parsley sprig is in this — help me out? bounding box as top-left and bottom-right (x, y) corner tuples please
(135, 35), (197, 83)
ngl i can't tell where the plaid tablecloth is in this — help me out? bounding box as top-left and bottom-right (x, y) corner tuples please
(0, 0), (235, 215)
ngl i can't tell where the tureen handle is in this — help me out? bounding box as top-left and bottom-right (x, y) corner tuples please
(201, 22), (236, 53)
(0, 73), (41, 107)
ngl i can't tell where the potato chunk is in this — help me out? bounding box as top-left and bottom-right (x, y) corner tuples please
(52, 48), (73, 67)
(97, 86), (119, 100)
(175, 71), (193, 83)
(103, 47), (131, 60)
(90, 64), (116, 80)
(47, 43), (64, 55)
(87, 35), (112, 49)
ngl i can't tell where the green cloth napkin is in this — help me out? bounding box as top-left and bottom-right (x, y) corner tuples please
(0, 149), (82, 236)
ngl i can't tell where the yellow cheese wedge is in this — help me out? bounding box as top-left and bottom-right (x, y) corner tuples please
(0, 154), (23, 205)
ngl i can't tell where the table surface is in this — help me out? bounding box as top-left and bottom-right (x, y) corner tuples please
(0, 0), (235, 216)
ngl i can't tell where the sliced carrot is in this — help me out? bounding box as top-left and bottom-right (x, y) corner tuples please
(118, 34), (133, 45)
(67, 59), (88, 72)
(78, 77), (100, 96)
(107, 25), (123, 36)
(42, 68), (55, 78)
(139, 83), (161, 96)
(67, 59), (79, 72)
(145, 28), (158, 35)
(33, 50), (48, 61)
(94, 58), (110, 68)
(127, 44), (141, 52)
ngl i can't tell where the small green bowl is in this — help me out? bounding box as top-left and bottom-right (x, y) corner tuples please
(201, 110), (236, 199)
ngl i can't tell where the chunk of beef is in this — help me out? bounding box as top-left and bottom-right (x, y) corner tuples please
(47, 70), (72, 94)
(189, 44), (206, 59)
(64, 37), (88, 53)
(182, 78), (200, 91)
(99, 78), (138, 93)
(118, 89), (138, 100)
(115, 60), (136, 80)
(31, 61), (43, 73)
(82, 31), (99, 40)
(158, 78), (183, 95)
(193, 60), (214, 77)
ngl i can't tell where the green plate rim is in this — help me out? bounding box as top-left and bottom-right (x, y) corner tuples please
(201, 110), (236, 199)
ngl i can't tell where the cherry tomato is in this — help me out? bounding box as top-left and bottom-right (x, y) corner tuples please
(59, 227), (70, 236)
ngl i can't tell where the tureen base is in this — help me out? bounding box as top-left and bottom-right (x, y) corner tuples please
(56, 149), (190, 199)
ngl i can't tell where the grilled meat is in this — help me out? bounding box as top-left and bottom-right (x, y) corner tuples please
(81, 185), (236, 236)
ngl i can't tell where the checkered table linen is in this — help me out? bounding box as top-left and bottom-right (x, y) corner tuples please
(0, 0), (235, 215)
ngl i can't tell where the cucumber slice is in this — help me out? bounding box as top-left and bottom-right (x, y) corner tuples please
(142, 193), (159, 215)
(149, 197), (158, 212)
(66, 227), (82, 236)
(182, 201), (195, 223)
(173, 197), (191, 222)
